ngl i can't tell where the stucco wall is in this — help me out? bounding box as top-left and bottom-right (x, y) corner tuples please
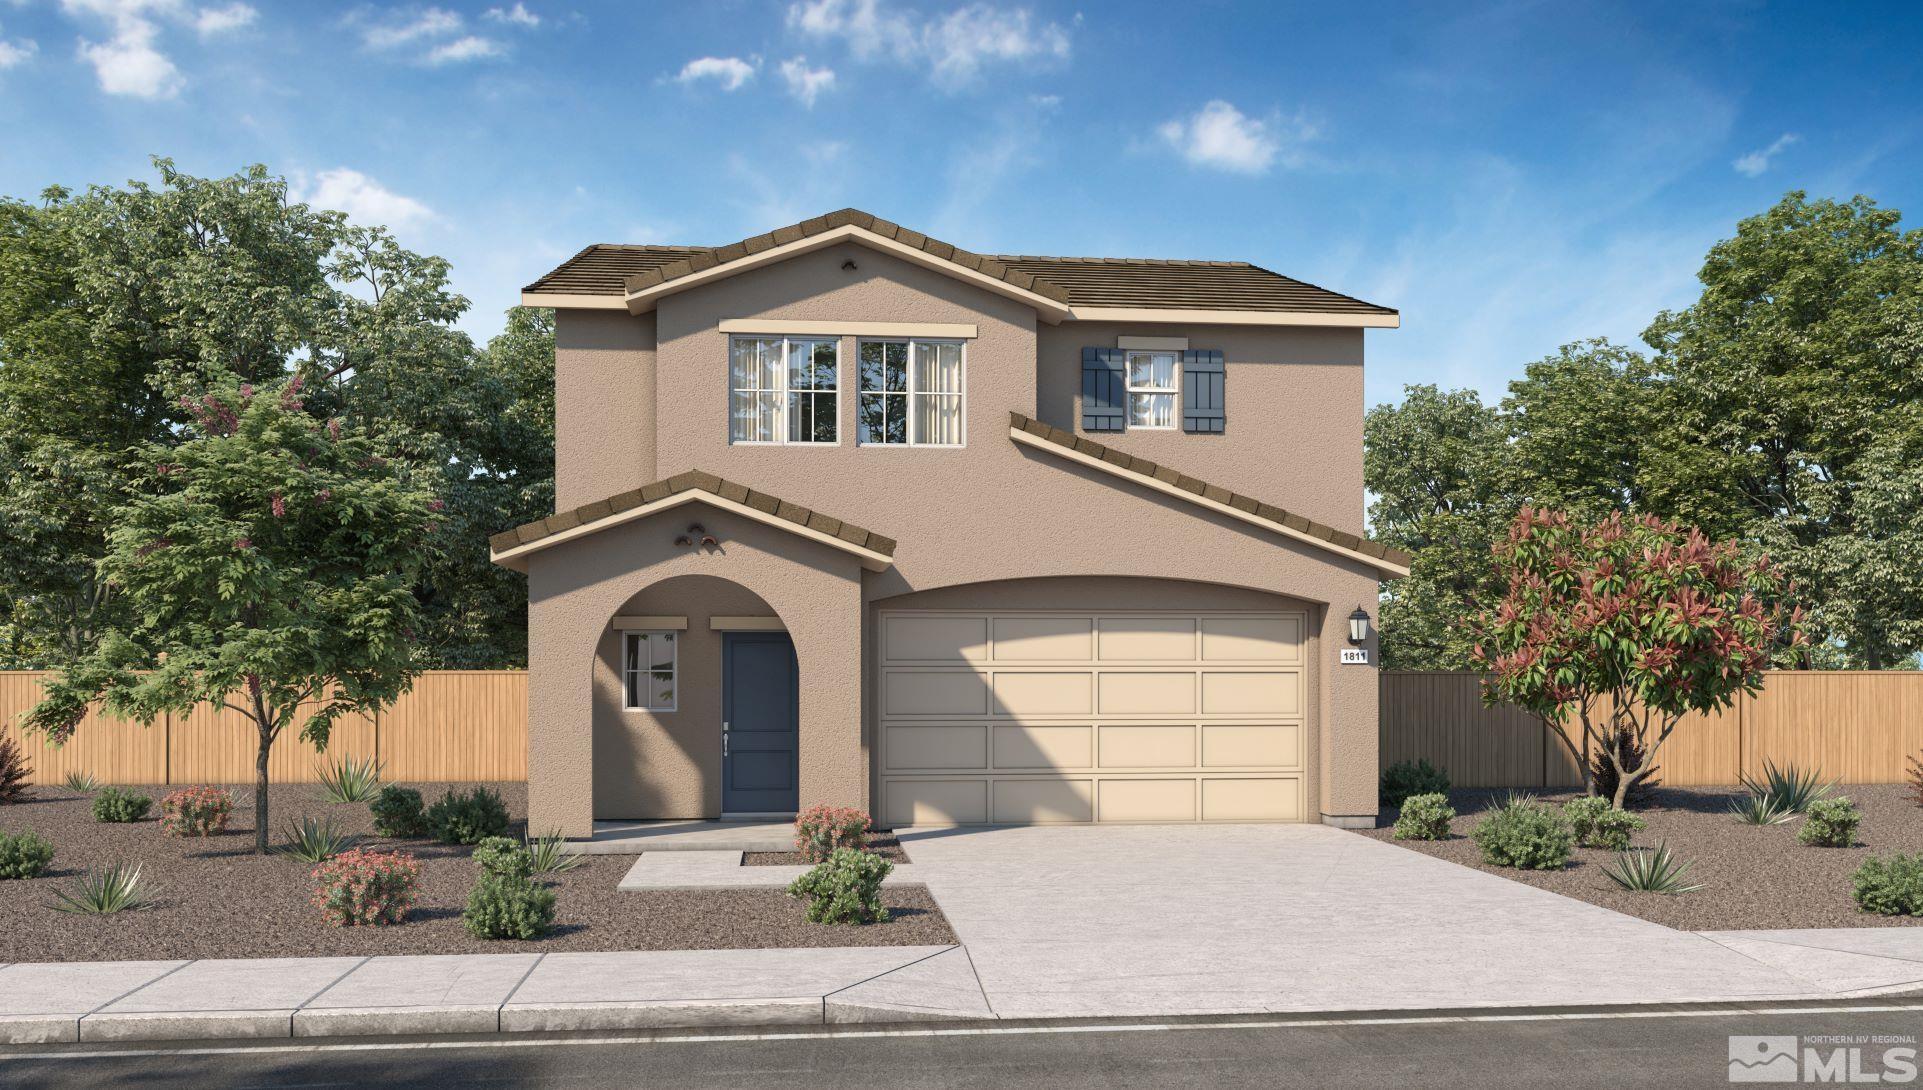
(555, 309), (657, 510)
(591, 576), (779, 819)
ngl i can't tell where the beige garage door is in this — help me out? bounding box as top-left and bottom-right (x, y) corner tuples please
(878, 609), (1307, 825)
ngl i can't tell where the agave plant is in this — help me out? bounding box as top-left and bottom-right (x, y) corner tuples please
(526, 831), (585, 875)
(50, 862), (151, 914)
(1738, 760), (1835, 816)
(1729, 792), (1798, 826)
(1494, 789), (1539, 811)
(1603, 842), (1703, 894)
(315, 755), (384, 804)
(279, 815), (357, 863)
(61, 770), (102, 794)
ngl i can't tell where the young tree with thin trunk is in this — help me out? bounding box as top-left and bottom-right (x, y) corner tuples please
(24, 379), (439, 853)
(1470, 508), (1806, 808)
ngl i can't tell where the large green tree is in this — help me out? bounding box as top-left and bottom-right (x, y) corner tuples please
(25, 381), (438, 852)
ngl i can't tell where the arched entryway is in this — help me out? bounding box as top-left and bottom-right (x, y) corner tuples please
(591, 575), (796, 820)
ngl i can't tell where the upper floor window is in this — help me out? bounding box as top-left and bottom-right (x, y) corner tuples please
(729, 336), (839, 445)
(1125, 350), (1179, 429)
(858, 339), (964, 447)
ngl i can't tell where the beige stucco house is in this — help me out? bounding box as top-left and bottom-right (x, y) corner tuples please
(494, 209), (1410, 838)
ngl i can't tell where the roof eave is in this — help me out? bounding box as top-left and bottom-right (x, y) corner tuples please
(519, 291), (628, 310)
(1064, 306), (1399, 329)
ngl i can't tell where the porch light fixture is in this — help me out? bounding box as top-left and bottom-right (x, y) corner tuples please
(1347, 606), (1371, 645)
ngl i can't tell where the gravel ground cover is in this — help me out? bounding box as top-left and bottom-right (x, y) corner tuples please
(744, 833), (911, 866)
(1362, 783), (1923, 930)
(0, 782), (953, 963)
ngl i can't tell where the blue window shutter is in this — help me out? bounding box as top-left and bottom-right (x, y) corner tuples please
(1082, 347), (1127, 432)
(1182, 349), (1225, 433)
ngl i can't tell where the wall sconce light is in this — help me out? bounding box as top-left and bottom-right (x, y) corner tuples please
(841, 259), (858, 271)
(674, 535), (692, 547)
(700, 535), (718, 547)
(1348, 606), (1371, 645)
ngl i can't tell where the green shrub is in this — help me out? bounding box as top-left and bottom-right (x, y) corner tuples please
(1603, 842), (1702, 894)
(370, 786), (428, 838)
(0, 829), (55, 879)
(311, 849), (420, 926)
(787, 846), (892, 924)
(316, 755), (384, 804)
(1564, 796), (1645, 850)
(1799, 797), (1861, 848)
(1380, 759), (1450, 808)
(1392, 793), (1455, 840)
(91, 787), (151, 824)
(473, 836), (534, 882)
(794, 804), (871, 863)
(159, 786), (233, 837)
(1470, 801), (1575, 870)
(427, 787), (510, 845)
(462, 874), (556, 939)
(1852, 854), (1923, 916)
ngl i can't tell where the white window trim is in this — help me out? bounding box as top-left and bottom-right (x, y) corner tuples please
(727, 334), (842, 447)
(1125, 349), (1181, 431)
(856, 338), (967, 449)
(622, 631), (678, 713)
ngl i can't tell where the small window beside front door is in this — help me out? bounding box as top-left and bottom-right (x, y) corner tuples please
(623, 631), (677, 711)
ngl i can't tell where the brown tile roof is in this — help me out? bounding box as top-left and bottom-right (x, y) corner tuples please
(488, 469), (897, 560)
(1007, 411), (1412, 573)
(521, 209), (1394, 316)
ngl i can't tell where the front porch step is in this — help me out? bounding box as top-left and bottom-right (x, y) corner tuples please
(573, 820), (796, 854)
(616, 851), (921, 891)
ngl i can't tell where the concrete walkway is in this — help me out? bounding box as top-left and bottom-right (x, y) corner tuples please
(615, 850), (922, 890)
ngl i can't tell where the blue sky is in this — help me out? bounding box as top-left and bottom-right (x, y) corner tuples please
(1, 1), (1919, 408)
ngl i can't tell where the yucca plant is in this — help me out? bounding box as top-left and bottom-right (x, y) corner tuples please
(1603, 842), (1703, 894)
(50, 862), (151, 914)
(526, 831), (585, 875)
(1729, 792), (1798, 826)
(315, 755), (384, 804)
(279, 816), (357, 863)
(1738, 760), (1835, 815)
(61, 770), (102, 794)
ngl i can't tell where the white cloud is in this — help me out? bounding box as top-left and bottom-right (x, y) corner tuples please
(295, 168), (435, 231)
(674, 55), (756, 91)
(193, 2), (255, 36)
(788, 0), (1071, 87)
(1733, 133), (1800, 177)
(425, 35), (502, 65)
(778, 55), (834, 106)
(359, 7), (462, 50)
(74, 22), (181, 97)
(0, 28), (35, 70)
(1156, 100), (1314, 175)
(484, 3), (540, 27)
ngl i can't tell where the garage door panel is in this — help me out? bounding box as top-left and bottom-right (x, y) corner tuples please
(885, 726), (987, 770)
(993, 778), (1093, 823)
(992, 616), (1093, 661)
(1201, 671), (1299, 716)
(1202, 724), (1301, 768)
(1096, 616), (1197, 660)
(885, 670), (989, 716)
(993, 725), (1092, 769)
(993, 672), (1093, 716)
(1097, 672), (1195, 715)
(1098, 779), (1197, 822)
(881, 609), (1307, 825)
(1098, 725), (1196, 768)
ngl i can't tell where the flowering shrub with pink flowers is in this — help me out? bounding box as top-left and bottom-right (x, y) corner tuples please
(311, 849), (420, 927)
(159, 786), (234, 837)
(795, 804), (871, 863)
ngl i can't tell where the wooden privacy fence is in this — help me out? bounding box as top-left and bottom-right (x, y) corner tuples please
(1381, 671), (1923, 788)
(0, 671), (527, 785)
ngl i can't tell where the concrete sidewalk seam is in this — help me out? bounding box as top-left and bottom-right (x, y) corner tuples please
(1709, 932), (1923, 967)
(497, 953), (549, 1032)
(957, 944), (996, 1018)
(294, 956), (373, 1013)
(819, 945), (961, 1002)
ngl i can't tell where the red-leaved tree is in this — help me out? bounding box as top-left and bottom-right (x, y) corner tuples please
(1470, 508), (1807, 808)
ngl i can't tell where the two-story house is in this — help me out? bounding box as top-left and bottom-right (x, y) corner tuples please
(494, 209), (1409, 839)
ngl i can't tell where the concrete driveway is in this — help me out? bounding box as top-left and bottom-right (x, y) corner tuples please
(896, 823), (1891, 1019)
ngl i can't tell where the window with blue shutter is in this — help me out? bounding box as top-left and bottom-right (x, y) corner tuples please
(1182, 349), (1225, 433)
(1081, 347), (1127, 432)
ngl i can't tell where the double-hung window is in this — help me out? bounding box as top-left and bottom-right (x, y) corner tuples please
(622, 631), (677, 712)
(1125, 350), (1179, 429)
(857, 339), (964, 446)
(729, 336), (839, 445)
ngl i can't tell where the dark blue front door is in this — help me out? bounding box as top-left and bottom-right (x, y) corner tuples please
(722, 632), (799, 813)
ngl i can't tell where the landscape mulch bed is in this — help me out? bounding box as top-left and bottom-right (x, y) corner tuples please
(744, 834), (911, 866)
(1362, 783), (1923, 931)
(0, 782), (953, 964)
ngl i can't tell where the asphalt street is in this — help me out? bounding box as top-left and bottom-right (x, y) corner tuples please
(7, 1004), (1923, 1090)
